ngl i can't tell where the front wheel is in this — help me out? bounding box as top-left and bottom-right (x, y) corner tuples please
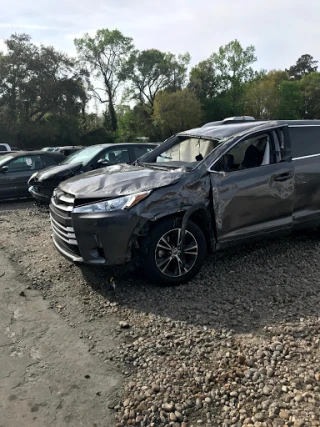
(140, 218), (207, 285)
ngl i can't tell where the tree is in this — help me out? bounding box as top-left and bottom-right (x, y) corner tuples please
(210, 39), (257, 109)
(0, 33), (87, 148)
(127, 49), (190, 113)
(300, 72), (320, 119)
(286, 54), (318, 80)
(188, 59), (219, 100)
(153, 90), (202, 139)
(244, 70), (292, 119)
(74, 29), (134, 132)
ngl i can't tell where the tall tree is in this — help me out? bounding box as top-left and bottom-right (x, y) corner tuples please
(74, 29), (134, 132)
(127, 49), (190, 113)
(0, 33), (87, 147)
(286, 54), (318, 80)
(188, 59), (219, 100)
(300, 72), (320, 119)
(153, 89), (202, 139)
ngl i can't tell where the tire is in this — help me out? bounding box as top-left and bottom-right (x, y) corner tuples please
(140, 217), (207, 285)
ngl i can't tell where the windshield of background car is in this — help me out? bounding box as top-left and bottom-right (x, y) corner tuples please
(142, 137), (221, 167)
(0, 155), (13, 166)
(61, 146), (103, 165)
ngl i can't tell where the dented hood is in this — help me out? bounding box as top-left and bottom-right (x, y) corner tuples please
(33, 162), (82, 182)
(59, 163), (185, 198)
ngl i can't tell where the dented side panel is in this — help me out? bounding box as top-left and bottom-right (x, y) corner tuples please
(210, 162), (295, 242)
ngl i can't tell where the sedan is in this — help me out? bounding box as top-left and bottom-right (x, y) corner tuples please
(28, 143), (158, 204)
(0, 151), (65, 200)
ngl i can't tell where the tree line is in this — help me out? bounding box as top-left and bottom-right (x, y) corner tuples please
(0, 30), (319, 149)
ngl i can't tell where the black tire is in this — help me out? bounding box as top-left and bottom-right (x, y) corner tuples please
(140, 218), (207, 285)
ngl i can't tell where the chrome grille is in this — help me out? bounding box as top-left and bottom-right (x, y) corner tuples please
(50, 189), (78, 249)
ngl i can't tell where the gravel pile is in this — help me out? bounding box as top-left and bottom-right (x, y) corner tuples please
(0, 201), (320, 426)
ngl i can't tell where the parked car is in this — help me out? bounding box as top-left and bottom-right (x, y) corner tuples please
(0, 150), (19, 160)
(0, 151), (65, 200)
(0, 143), (11, 152)
(28, 143), (158, 204)
(50, 118), (320, 285)
(57, 146), (83, 156)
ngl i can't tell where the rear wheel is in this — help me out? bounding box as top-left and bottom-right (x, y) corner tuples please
(140, 218), (207, 285)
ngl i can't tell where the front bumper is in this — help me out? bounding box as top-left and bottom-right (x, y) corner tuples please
(49, 202), (143, 266)
(29, 185), (52, 203)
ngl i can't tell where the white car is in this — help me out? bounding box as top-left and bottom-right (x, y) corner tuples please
(0, 143), (11, 152)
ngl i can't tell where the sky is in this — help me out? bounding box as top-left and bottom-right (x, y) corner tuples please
(0, 0), (320, 72)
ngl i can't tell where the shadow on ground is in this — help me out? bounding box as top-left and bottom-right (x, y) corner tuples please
(79, 230), (320, 333)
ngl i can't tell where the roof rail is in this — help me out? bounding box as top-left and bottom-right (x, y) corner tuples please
(202, 116), (256, 128)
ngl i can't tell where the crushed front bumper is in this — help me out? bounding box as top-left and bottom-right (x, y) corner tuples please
(29, 185), (52, 204)
(49, 202), (143, 266)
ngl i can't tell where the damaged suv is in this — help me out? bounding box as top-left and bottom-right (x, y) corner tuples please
(49, 119), (320, 285)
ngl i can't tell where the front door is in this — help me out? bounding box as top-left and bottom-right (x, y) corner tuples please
(0, 155), (43, 199)
(209, 127), (295, 243)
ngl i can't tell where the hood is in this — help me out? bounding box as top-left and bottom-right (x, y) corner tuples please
(31, 162), (83, 183)
(60, 164), (185, 199)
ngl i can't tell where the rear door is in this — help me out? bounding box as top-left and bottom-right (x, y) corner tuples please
(289, 125), (320, 228)
(209, 126), (295, 243)
(0, 155), (44, 198)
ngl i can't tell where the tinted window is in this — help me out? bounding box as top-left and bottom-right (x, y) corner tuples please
(218, 134), (272, 172)
(289, 126), (320, 158)
(133, 146), (155, 159)
(7, 156), (43, 172)
(104, 148), (130, 164)
(0, 144), (8, 151)
(42, 155), (59, 167)
(62, 146), (104, 165)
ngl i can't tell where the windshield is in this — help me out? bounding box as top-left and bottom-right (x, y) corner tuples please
(61, 145), (103, 165)
(140, 137), (221, 168)
(0, 155), (13, 166)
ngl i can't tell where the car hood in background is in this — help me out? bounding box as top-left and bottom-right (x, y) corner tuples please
(59, 164), (185, 199)
(29, 162), (83, 184)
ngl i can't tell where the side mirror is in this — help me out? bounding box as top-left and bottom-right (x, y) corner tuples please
(97, 159), (108, 166)
(0, 166), (8, 173)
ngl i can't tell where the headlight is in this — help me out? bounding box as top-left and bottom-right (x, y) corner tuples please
(73, 191), (151, 213)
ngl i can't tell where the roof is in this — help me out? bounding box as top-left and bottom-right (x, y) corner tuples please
(178, 119), (320, 141)
(2, 150), (65, 159)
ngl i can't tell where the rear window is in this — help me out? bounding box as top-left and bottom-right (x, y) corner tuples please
(289, 126), (320, 158)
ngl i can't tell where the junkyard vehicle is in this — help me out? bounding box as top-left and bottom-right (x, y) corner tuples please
(49, 118), (320, 285)
(0, 151), (64, 200)
(28, 143), (158, 204)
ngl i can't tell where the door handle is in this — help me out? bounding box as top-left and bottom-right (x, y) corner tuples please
(274, 171), (293, 182)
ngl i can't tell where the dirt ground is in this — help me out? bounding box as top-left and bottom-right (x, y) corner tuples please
(0, 200), (320, 427)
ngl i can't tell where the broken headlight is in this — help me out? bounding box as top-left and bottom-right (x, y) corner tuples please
(73, 191), (151, 213)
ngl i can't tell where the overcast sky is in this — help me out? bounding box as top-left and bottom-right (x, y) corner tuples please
(1, 0), (319, 71)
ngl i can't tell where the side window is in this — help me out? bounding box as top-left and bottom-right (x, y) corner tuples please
(104, 148), (130, 164)
(132, 146), (154, 160)
(218, 134), (272, 172)
(7, 156), (43, 172)
(289, 127), (320, 158)
(42, 155), (58, 167)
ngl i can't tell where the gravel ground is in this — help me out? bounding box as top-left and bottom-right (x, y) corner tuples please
(0, 200), (320, 427)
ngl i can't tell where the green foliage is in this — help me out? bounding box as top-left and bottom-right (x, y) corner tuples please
(74, 29), (134, 132)
(127, 49), (190, 113)
(300, 72), (320, 119)
(153, 90), (202, 139)
(286, 54), (318, 80)
(0, 33), (87, 148)
(0, 30), (319, 149)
